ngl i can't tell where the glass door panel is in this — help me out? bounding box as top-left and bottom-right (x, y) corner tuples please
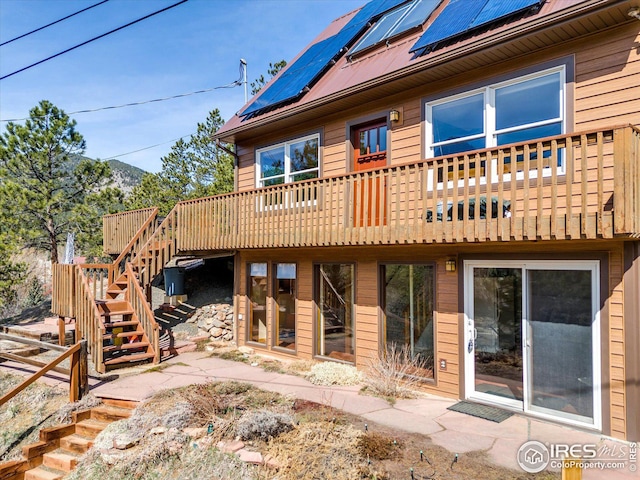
(528, 269), (594, 422)
(473, 268), (523, 402)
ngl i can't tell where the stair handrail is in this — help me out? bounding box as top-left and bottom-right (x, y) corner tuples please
(0, 339), (88, 407)
(75, 266), (107, 373)
(130, 206), (178, 290)
(126, 262), (160, 363)
(110, 207), (160, 284)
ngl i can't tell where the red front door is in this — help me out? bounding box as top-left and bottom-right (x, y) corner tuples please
(353, 122), (388, 227)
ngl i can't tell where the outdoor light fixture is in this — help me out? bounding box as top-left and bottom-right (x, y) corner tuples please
(389, 109), (400, 122)
(445, 259), (457, 272)
(629, 8), (640, 20)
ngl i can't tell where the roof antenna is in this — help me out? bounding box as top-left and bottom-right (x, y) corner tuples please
(240, 58), (248, 104)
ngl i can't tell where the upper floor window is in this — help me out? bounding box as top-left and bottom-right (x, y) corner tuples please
(256, 134), (319, 188)
(350, 0), (440, 56)
(426, 68), (565, 158)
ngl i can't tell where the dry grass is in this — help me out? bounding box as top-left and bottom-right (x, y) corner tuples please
(0, 372), (68, 461)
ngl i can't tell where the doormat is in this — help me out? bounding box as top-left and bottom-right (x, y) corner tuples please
(447, 401), (513, 423)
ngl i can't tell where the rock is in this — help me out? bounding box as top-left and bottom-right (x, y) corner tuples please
(264, 454), (280, 469)
(238, 346), (254, 355)
(217, 440), (245, 453)
(209, 327), (223, 338)
(223, 332), (233, 341)
(197, 329), (210, 337)
(112, 435), (138, 450)
(212, 319), (226, 328)
(149, 426), (167, 435)
(182, 427), (207, 439)
(167, 440), (182, 455)
(236, 449), (263, 465)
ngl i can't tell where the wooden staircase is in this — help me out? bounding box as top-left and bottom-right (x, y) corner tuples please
(97, 296), (156, 368)
(0, 400), (136, 480)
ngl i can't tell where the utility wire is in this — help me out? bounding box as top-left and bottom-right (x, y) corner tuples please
(103, 133), (193, 160)
(0, 0), (189, 81)
(0, 67), (243, 122)
(0, 0), (110, 47)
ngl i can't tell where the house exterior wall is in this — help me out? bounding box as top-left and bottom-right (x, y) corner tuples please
(235, 22), (639, 192)
(234, 240), (631, 439)
(225, 11), (639, 442)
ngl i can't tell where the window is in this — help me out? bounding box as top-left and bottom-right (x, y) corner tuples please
(350, 0), (440, 55)
(274, 263), (296, 351)
(382, 264), (435, 379)
(315, 264), (355, 363)
(426, 68), (565, 180)
(248, 263), (267, 345)
(256, 134), (319, 188)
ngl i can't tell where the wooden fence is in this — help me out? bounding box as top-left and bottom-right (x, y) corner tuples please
(103, 207), (158, 255)
(74, 267), (106, 373)
(0, 336), (88, 405)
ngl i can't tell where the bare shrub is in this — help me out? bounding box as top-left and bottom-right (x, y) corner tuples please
(364, 343), (432, 399)
(306, 361), (363, 386)
(236, 410), (294, 441)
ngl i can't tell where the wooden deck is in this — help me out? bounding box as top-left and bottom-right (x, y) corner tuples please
(104, 125), (640, 255)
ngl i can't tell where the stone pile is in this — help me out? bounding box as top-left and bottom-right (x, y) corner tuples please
(187, 303), (234, 342)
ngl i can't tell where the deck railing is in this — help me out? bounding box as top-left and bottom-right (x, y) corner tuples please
(74, 266), (106, 373)
(103, 207), (158, 255)
(126, 263), (160, 363)
(131, 208), (177, 290)
(170, 125), (638, 251)
(110, 207), (159, 284)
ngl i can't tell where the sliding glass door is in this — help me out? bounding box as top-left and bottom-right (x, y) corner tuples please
(465, 261), (600, 429)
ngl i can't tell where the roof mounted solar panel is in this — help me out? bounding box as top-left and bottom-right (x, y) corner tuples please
(469, 0), (542, 28)
(409, 0), (488, 53)
(410, 0), (542, 54)
(240, 0), (410, 118)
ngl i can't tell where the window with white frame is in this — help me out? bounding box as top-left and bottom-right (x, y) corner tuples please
(256, 134), (319, 188)
(426, 67), (565, 160)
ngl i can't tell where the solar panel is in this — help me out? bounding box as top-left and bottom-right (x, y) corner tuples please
(409, 0), (487, 53)
(241, 0), (410, 118)
(410, 0), (542, 54)
(469, 0), (541, 28)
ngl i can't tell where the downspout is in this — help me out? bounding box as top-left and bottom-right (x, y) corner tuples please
(215, 138), (239, 192)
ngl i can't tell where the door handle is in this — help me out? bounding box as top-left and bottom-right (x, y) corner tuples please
(473, 328), (478, 340)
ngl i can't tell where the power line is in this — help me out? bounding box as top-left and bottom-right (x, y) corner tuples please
(1, 60), (245, 122)
(0, 0), (189, 81)
(0, 0), (110, 47)
(103, 133), (194, 160)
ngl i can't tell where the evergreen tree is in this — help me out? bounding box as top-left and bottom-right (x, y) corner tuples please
(126, 109), (234, 215)
(0, 100), (115, 263)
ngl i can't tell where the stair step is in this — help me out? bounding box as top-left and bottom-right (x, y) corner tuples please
(103, 352), (156, 366)
(42, 451), (77, 472)
(103, 341), (149, 353)
(90, 405), (133, 422)
(74, 419), (110, 439)
(59, 434), (93, 455)
(96, 300), (134, 316)
(103, 331), (143, 341)
(24, 466), (63, 480)
(103, 320), (139, 328)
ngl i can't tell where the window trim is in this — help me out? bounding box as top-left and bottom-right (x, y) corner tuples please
(272, 262), (297, 354)
(313, 262), (356, 364)
(246, 262), (269, 348)
(255, 133), (321, 189)
(379, 262), (437, 383)
(425, 66), (566, 189)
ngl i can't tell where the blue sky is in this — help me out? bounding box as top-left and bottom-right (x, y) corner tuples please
(0, 0), (363, 172)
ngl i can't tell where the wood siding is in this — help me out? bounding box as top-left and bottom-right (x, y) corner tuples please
(236, 240), (631, 437)
(235, 24), (639, 192)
